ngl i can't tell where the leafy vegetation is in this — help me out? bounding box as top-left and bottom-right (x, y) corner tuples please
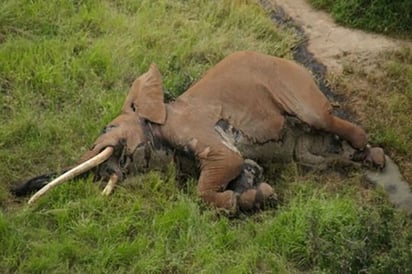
(1, 0), (412, 273)
(308, 0), (412, 36)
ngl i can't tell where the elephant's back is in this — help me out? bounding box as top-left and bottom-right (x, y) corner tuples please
(264, 55), (333, 129)
(179, 51), (332, 142)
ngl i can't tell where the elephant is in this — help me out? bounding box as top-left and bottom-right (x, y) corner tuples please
(13, 51), (385, 212)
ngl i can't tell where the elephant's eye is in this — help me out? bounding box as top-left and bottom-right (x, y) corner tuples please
(131, 103), (137, 112)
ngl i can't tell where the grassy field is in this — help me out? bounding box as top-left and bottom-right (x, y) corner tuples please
(332, 49), (412, 183)
(1, 0), (412, 273)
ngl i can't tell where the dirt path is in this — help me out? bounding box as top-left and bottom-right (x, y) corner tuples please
(265, 0), (411, 74)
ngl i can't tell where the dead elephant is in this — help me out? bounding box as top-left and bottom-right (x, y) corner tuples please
(13, 51), (384, 212)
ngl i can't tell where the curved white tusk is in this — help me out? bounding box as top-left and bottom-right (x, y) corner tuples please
(28, 147), (114, 205)
(101, 173), (119, 196)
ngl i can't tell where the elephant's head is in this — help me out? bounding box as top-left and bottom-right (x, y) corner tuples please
(28, 64), (167, 203)
(80, 64), (166, 179)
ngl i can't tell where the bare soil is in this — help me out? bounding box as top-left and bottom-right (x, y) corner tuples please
(265, 0), (412, 74)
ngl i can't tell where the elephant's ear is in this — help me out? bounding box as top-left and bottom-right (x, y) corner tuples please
(123, 64), (166, 124)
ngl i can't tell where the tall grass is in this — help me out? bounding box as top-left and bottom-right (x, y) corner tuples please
(1, 0), (412, 273)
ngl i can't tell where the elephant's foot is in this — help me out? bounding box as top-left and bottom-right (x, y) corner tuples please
(365, 146), (385, 169)
(352, 145), (385, 169)
(238, 182), (277, 211)
(256, 182), (277, 207)
(226, 159), (277, 211)
(238, 189), (257, 211)
(199, 189), (238, 213)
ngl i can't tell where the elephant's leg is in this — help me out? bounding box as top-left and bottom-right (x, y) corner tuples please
(227, 159), (263, 193)
(295, 134), (363, 170)
(227, 159), (276, 210)
(295, 135), (329, 170)
(237, 182), (276, 211)
(314, 114), (385, 167)
(352, 146), (385, 168)
(255, 182), (276, 207)
(325, 115), (368, 150)
(197, 148), (244, 211)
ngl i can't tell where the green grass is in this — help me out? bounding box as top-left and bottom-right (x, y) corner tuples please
(1, 0), (412, 273)
(308, 0), (412, 36)
(358, 50), (412, 152)
(2, 176), (412, 273)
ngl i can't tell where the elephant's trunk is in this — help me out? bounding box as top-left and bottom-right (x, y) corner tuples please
(28, 147), (114, 204)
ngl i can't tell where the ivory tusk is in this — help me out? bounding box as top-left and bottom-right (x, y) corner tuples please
(101, 173), (119, 196)
(28, 147), (114, 205)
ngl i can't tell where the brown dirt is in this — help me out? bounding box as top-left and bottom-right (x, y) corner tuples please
(265, 0), (412, 74)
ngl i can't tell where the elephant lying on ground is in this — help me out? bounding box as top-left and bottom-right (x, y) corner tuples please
(13, 51), (385, 212)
